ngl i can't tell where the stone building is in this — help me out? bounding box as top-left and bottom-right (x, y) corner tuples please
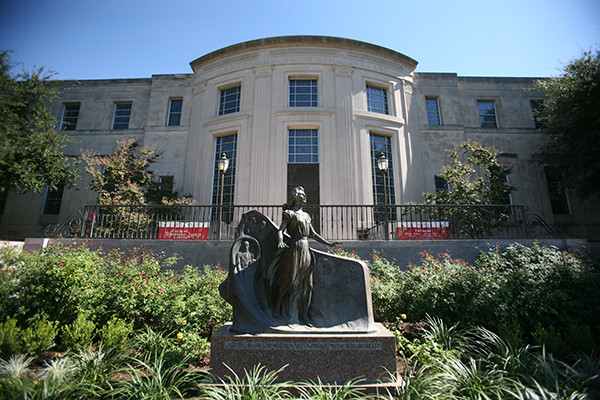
(1, 36), (597, 240)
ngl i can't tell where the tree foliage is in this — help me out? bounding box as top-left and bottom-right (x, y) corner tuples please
(0, 51), (79, 194)
(81, 139), (162, 205)
(533, 48), (600, 199)
(423, 140), (513, 206)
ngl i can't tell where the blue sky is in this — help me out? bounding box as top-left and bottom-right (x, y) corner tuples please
(0, 0), (598, 80)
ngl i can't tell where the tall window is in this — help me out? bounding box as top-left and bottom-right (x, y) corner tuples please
(425, 97), (441, 125)
(478, 100), (498, 128)
(167, 99), (182, 126)
(43, 182), (65, 215)
(218, 85), (241, 115)
(60, 103), (80, 130)
(158, 176), (174, 199)
(370, 134), (396, 220)
(211, 135), (237, 221)
(288, 129), (319, 163)
(0, 189), (7, 215)
(434, 175), (449, 192)
(544, 167), (570, 215)
(112, 102), (132, 129)
(366, 85), (389, 114)
(530, 99), (544, 129)
(289, 79), (318, 107)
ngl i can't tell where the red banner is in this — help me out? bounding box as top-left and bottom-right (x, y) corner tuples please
(397, 221), (449, 240)
(158, 222), (209, 240)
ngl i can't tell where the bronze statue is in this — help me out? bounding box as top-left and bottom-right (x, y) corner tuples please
(219, 187), (376, 334)
(265, 186), (339, 325)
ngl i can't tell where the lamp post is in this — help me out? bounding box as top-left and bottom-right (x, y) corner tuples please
(377, 152), (389, 240)
(217, 153), (229, 240)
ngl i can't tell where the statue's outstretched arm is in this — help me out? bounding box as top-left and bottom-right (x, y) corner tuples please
(309, 224), (340, 247)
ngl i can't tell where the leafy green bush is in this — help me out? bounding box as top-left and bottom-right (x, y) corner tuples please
(0, 318), (22, 358)
(21, 319), (58, 356)
(370, 242), (600, 355)
(99, 316), (133, 354)
(61, 314), (96, 351)
(0, 242), (231, 339)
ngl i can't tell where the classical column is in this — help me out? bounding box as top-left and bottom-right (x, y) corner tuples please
(331, 64), (358, 205)
(246, 65), (274, 203)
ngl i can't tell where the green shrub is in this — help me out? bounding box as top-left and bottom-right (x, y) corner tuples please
(61, 314), (96, 351)
(99, 316), (133, 354)
(22, 319), (58, 356)
(0, 318), (22, 357)
(173, 331), (210, 364)
(371, 242), (600, 355)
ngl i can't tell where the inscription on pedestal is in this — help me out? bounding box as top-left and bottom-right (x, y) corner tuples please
(224, 341), (383, 351)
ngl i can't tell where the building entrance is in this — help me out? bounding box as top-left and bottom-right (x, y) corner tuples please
(287, 164), (320, 233)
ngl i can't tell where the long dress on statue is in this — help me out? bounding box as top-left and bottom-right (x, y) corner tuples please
(265, 208), (315, 325)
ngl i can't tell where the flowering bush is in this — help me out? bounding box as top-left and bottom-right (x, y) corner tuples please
(0, 242), (231, 356)
(369, 242), (600, 354)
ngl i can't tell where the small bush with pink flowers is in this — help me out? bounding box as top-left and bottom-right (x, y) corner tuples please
(0, 241), (231, 357)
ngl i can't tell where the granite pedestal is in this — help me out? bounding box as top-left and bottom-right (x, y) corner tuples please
(210, 323), (396, 384)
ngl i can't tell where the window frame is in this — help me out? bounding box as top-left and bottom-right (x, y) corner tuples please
(288, 78), (318, 107)
(530, 99), (544, 130)
(477, 100), (498, 128)
(211, 134), (238, 223)
(218, 85), (241, 116)
(425, 97), (441, 125)
(167, 98), (183, 127)
(366, 84), (390, 115)
(369, 133), (397, 220)
(112, 102), (132, 130)
(42, 182), (65, 215)
(288, 128), (319, 164)
(60, 102), (81, 131)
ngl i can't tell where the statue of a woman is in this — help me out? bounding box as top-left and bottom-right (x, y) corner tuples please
(265, 186), (339, 325)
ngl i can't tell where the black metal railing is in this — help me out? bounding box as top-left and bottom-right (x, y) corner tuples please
(46, 204), (562, 240)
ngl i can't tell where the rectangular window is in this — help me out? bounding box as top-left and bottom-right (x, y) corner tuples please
(426, 97), (441, 125)
(218, 85), (241, 115)
(60, 103), (80, 130)
(212, 135), (237, 222)
(478, 100), (498, 128)
(158, 175), (174, 199)
(434, 175), (449, 192)
(544, 167), (570, 215)
(370, 134), (396, 220)
(0, 189), (7, 215)
(366, 85), (389, 114)
(288, 129), (319, 163)
(112, 102), (132, 129)
(530, 99), (544, 129)
(43, 182), (65, 215)
(289, 79), (318, 107)
(167, 99), (182, 126)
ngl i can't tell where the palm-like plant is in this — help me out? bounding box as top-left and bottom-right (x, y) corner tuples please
(201, 364), (292, 400)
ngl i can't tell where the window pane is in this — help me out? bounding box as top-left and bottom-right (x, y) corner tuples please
(370, 134), (396, 220)
(434, 175), (449, 192)
(212, 135), (237, 222)
(478, 101), (498, 128)
(544, 167), (570, 214)
(219, 86), (241, 115)
(43, 182), (65, 215)
(167, 99), (182, 126)
(289, 79), (317, 107)
(61, 103), (80, 130)
(112, 103), (132, 129)
(288, 129), (319, 163)
(426, 98), (441, 125)
(367, 85), (389, 114)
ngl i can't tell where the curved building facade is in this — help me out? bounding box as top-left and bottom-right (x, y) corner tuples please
(1, 36), (598, 240)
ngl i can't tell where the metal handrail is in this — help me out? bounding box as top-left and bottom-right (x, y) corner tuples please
(44, 203), (561, 241)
